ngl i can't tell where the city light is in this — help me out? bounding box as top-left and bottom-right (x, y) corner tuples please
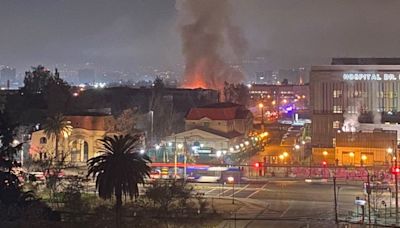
(279, 155), (284, 160)
(140, 149), (145, 154)
(229, 147), (234, 152)
(216, 150), (222, 157)
(283, 152), (289, 157)
(177, 143), (183, 149)
(361, 155), (367, 161)
(168, 142), (173, 147)
(244, 141), (249, 146)
(155, 145), (160, 150)
(322, 151), (328, 156)
(258, 103), (264, 108)
(387, 147), (394, 154)
(294, 144), (300, 150)
(349, 152), (355, 157)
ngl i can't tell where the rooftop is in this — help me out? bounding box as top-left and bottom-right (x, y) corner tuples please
(332, 58), (400, 65)
(185, 103), (251, 120)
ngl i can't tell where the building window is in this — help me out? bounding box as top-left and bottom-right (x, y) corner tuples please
(333, 90), (342, 98)
(203, 122), (210, 127)
(333, 106), (343, 113)
(333, 121), (340, 129)
(332, 138), (336, 147)
(347, 106), (358, 114)
(40, 137), (47, 144)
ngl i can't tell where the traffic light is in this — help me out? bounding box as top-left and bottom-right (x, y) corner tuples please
(391, 167), (400, 174)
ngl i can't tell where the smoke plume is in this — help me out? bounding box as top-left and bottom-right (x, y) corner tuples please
(177, 0), (248, 89)
(342, 99), (361, 133)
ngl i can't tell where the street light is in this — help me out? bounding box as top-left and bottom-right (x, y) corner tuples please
(361, 154), (367, 167)
(294, 144), (300, 150)
(259, 103), (264, 131)
(227, 176), (235, 204)
(283, 152), (289, 157)
(140, 149), (145, 154)
(349, 152), (355, 165)
(174, 143), (184, 179)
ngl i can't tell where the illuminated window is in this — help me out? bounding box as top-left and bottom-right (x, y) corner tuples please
(333, 90), (342, 98)
(333, 121), (340, 129)
(347, 106), (358, 114)
(333, 106), (343, 114)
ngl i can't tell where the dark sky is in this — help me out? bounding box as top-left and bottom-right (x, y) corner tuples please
(1, 0), (400, 74)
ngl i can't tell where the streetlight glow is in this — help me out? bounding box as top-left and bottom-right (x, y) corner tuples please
(258, 103), (264, 109)
(322, 151), (328, 156)
(388, 148), (394, 154)
(283, 151), (289, 157)
(361, 155), (367, 161)
(294, 144), (300, 150)
(177, 143), (183, 149)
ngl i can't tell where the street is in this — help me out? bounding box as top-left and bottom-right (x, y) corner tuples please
(192, 180), (363, 227)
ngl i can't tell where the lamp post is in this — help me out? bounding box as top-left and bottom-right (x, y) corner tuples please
(361, 155), (367, 167)
(349, 152), (355, 166)
(155, 144), (160, 162)
(323, 150), (328, 162)
(175, 143), (183, 179)
(258, 103), (264, 132)
(228, 176), (235, 204)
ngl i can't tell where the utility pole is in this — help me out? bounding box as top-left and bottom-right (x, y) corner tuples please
(395, 142), (399, 225)
(367, 171), (371, 225)
(333, 176), (338, 224)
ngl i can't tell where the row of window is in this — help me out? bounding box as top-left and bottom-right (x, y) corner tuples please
(333, 90), (399, 99)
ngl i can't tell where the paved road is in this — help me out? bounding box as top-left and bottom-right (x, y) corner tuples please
(191, 180), (363, 227)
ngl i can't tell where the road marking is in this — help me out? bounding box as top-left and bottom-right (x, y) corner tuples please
(246, 190), (260, 198)
(280, 201), (292, 217)
(227, 184), (249, 196)
(205, 188), (217, 194)
(246, 183), (268, 198)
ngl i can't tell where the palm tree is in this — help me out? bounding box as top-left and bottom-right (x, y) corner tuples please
(43, 114), (72, 160)
(87, 134), (151, 226)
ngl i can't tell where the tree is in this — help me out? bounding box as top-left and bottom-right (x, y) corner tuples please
(223, 82), (249, 106)
(87, 134), (151, 227)
(115, 108), (140, 135)
(22, 65), (71, 116)
(0, 113), (60, 222)
(43, 113), (72, 160)
(145, 179), (193, 215)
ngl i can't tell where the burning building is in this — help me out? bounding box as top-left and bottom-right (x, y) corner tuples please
(177, 0), (247, 89)
(310, 58), (400, 164)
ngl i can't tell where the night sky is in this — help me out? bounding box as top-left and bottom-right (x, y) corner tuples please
(1, 0), (400, 74)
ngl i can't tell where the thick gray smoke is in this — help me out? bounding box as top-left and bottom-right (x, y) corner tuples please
(177, 0), (248, 89)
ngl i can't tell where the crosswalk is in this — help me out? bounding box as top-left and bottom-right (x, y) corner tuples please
(195, 183), (268, 199)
